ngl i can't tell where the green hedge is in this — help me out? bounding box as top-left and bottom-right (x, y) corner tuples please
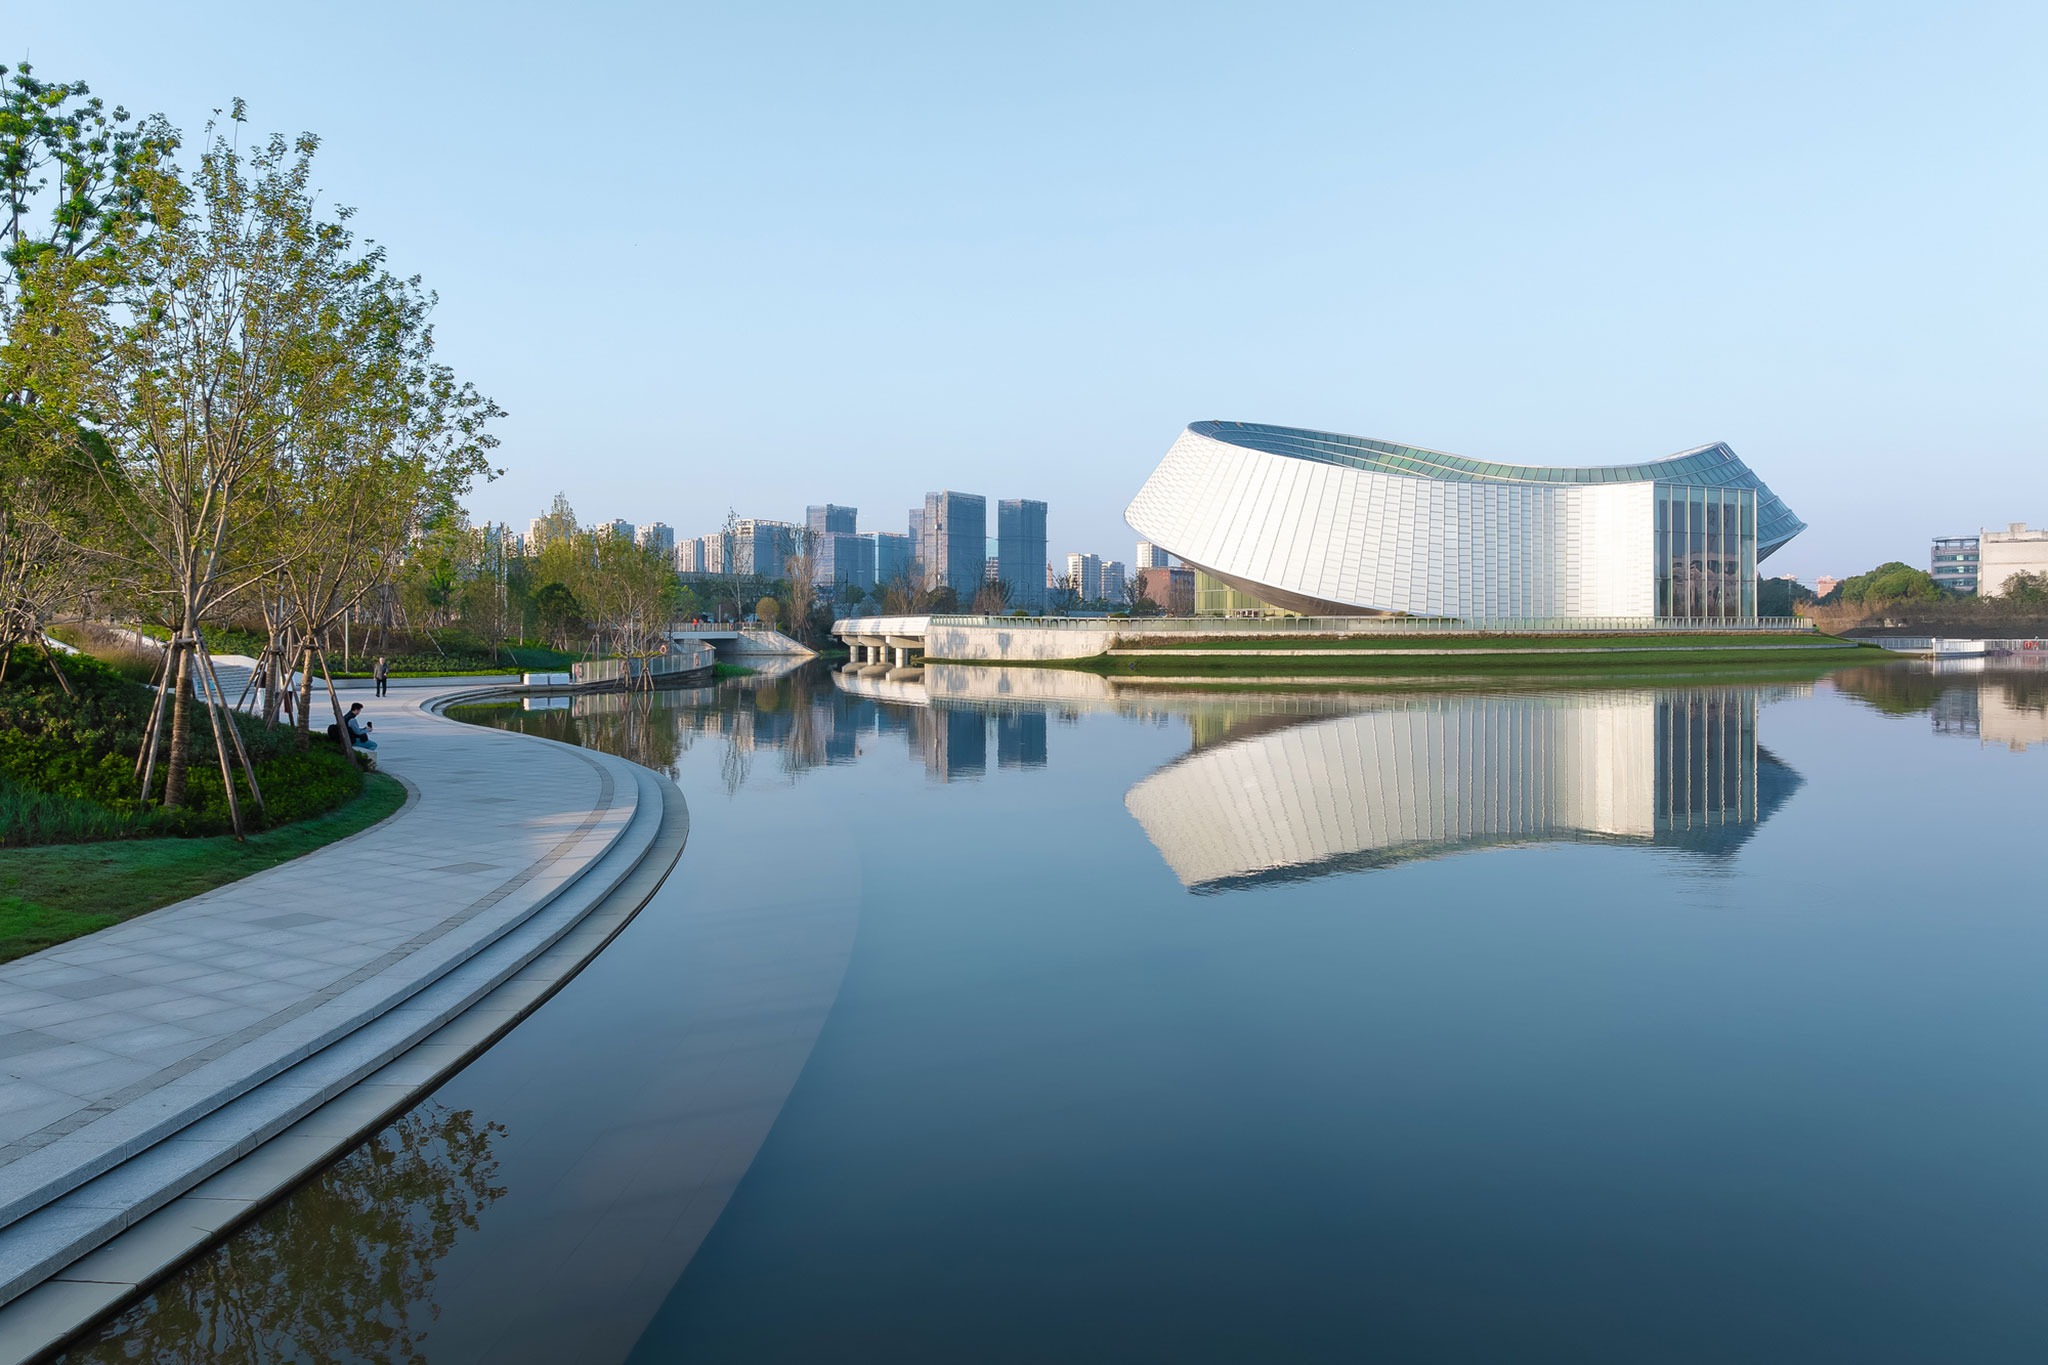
(0, 648), (366, 846)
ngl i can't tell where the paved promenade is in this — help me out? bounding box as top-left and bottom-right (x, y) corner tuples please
(0, 683), (671, 1339)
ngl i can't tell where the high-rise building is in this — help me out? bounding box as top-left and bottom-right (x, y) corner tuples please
(601, 518), (635, 542)
(1103, 560), (1127, 602)
(736, 519), (799, 578)
(814, 531), (873, 590)
(1815, 574), (1841, 599)
(997, 498), (1049, 612)
(676, 538), (707, 574)
(1135, 541), (1172, 570)
(526, 517), (549, 553)
(1065, 552), (1102, 601)
(636, 522), (675, 556)
(808, 504), (857, 537)
(1930, 536), (1980, 594)
(907, 508), (924, 574)
(868, 531), (911, 588)
(921, 491), (987, 599)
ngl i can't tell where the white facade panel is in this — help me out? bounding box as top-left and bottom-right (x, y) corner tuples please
(1125, 423), (1798, 620)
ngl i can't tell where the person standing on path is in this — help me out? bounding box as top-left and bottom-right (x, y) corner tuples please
(374, 656), (389, 698)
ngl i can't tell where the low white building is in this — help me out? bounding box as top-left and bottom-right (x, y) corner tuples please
(1977, 523), (2048, 597)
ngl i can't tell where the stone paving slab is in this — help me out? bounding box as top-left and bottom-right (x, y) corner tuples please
(0, 745), (690, 1364)
(0, 682), (659, 1313)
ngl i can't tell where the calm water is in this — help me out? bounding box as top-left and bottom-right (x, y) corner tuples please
(64, 659), (2048, 1363)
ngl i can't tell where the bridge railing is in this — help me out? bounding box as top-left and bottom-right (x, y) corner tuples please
(569, 643), (716, 687)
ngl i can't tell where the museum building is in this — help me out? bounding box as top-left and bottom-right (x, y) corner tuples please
(1124, 421), (1806, 620)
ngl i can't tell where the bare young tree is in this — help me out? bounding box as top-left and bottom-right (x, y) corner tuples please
(878, 564), (930, 615)
(971, 577), (1013, 615)
(783, 526), (820, 644)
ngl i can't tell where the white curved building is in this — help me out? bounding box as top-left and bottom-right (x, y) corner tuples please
(1125, 421), (1806, 619)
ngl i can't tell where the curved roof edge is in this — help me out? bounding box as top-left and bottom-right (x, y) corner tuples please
(1185, 420), (1807, 559)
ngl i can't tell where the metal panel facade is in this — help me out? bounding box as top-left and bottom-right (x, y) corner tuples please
(1126, 423), (1800, 620)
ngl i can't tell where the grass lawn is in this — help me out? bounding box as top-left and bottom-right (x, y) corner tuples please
(1066, 640), (1890, 677)
(0, 773), (408, 964)
(1104, 655), (1902, 693)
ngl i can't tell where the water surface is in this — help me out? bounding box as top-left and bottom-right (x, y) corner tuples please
(64, 660), (2048, 1362)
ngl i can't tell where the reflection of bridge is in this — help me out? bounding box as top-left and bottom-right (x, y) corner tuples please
(1125, 689), (1801, 891)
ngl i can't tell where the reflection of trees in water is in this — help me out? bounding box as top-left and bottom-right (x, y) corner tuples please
(1831, 665), (1956, 716)
(60, 1104), (506, 1365)
(1832, 663), (2048, 717)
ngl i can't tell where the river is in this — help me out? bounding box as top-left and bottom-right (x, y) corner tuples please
(60, 659), (2048, 1362)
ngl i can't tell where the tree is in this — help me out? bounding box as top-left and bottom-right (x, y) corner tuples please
(971, 578), (1012, 615)
(877, 565), (928, 615)
(0, 67), (177, 683)
(1758, 576), (1816, 617)
(1, 63), (177, 318)
(578, 531), (678, 674)
(1991, 570), (2048, 604)
(8, 109), (376, 821)
(782, 527), (820, 644)
(755, 596), (779, 629)
(1832, 562), (1945, 605)
(532, 581), (583, 651)
(717, 508), (747, 624)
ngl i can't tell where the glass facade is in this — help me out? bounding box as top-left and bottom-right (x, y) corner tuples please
(997, 499), (1049, 611)
(1652, 484), (1756, 619)
(1930, 535), (1980, 593)
(1195, 570), (1285, 617)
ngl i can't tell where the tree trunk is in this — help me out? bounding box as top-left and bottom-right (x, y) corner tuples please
(163, 643), (193, 808)
(295, 641), (316, 750)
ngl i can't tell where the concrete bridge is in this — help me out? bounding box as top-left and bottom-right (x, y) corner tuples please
(833, 615), (932, 667)
(667, 625), (815, 658)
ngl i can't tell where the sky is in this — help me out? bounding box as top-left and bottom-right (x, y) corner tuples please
(13, 0), (2046, 582)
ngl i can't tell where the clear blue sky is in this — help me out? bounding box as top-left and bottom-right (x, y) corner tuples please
(17, 1), (2046, 580)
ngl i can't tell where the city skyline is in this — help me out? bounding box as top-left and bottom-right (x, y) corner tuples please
(14, 3), (2044, 586)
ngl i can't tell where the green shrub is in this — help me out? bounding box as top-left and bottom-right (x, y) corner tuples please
(0, 646), (366, 844)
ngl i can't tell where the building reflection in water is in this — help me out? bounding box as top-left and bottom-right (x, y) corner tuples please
(1830, 660), (2048, 754)
(456, 666), (1808, 893)
(1126, 689), (1802, 891)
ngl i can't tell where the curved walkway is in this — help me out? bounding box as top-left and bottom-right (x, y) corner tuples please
(0, 683), (683, 1356)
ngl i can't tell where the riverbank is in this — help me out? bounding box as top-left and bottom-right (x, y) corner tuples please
(1040, 634), (1890, 678)
(0, 682), (685, 1361)
(0, 775), (407, 964)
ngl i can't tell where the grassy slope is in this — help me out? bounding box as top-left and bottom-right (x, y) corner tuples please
(0, 773), (407, 964)
(1113, 632), (1853, 652)
(1061, 639), (1889, 677)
